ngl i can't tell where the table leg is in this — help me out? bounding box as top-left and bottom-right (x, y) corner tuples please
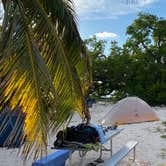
(110, 139), (112, 157)
(99, 145), (102, 158)
(69, 151), (72, 166)
(79, 151), (87, 166)
(94, 144), (104, 163)
(80, 156), (84, 166)
(133, 146), (136, 161)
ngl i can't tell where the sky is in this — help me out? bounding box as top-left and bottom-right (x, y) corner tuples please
(0, 0), (165, 50)
(74, 0), (166, 51)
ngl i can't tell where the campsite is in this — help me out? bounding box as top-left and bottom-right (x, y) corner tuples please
(0, 101), (166, 166)
(0, 0), (166, 166)
(67, 101), (166, 166)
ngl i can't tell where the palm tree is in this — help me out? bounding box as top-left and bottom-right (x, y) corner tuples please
(0, 0), (91, 159)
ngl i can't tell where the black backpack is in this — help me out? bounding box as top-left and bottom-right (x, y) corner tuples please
(54, 123), (99, 148)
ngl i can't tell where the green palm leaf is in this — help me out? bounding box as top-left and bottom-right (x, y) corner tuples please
(0, 0), (91, 159)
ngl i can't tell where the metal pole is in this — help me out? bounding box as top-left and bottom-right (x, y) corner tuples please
(95, 143), (104, 163)
(110, 139), (112, 157)
(133, 147), (136, 161)
(80, 155), (84, 166)
(69, 151), (72, 166)
(79, 151), (86, 166)
(99, 145), (102, 158)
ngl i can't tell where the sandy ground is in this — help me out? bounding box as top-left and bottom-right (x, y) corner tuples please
(0, 102), (166, 166)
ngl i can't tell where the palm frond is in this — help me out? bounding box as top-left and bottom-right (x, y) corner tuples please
(37, 0), (92, 118)
(0, 0), (91, 159)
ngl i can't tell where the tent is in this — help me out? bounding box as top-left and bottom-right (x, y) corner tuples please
(100, 97), (159, 125)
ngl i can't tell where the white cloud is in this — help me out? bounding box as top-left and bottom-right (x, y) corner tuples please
(137, 0), (158, 7)
(74, 0), (158, 20)
(94, 32), (118, 38)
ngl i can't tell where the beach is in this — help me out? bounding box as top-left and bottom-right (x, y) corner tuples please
(0, 102), (166, 166)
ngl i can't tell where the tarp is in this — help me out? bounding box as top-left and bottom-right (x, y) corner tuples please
(0, 107), (25, 147)
(100, 97), (159, 125)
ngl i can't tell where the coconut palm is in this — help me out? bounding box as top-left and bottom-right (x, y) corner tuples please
(0, 0), (91, 159)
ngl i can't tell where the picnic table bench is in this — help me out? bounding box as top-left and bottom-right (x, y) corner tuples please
(32, 149), (70, 166)
(103, 140), (138, 166)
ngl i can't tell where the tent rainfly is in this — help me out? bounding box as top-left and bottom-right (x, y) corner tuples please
(101, 97), (159, 125)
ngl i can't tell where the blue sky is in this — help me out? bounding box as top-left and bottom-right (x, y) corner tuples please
(0, 0), (165, 49)
(74, 0), (166, 50)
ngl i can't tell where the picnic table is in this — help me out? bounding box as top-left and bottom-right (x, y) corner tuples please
(66, 127), (138, 166)
(32, 127), (125, 166)
(67, 127), (124, 166)
(32, 126), (138, 166)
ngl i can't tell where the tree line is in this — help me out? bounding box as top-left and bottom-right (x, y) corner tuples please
(85, 13), (166, 105)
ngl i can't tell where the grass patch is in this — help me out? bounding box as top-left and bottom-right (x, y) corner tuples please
(156, 126), (163, 132)
(159, 148), (166, 159)
(161, 135), (166, 139)
(162, 121), (166, 126)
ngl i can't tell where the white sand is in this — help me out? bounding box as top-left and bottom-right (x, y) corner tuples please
(0, 102), (166, 166)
